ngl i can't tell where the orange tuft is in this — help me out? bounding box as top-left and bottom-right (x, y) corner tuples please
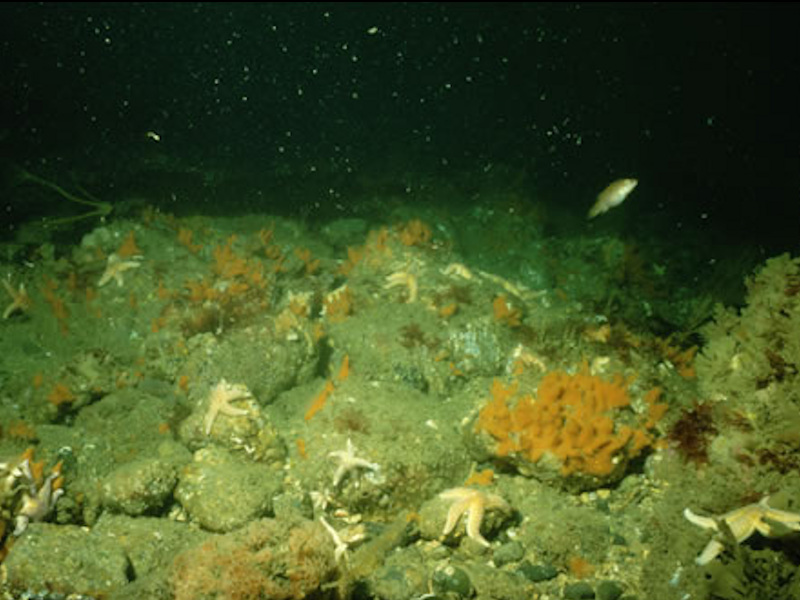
(644, 387), (669, 429)
(66, 271), (78, 293)
(396, 219), (432, 247)
(258, 227), (274, 246)
(117, 231), (142, 258)
(157, 279), (173, 301)
(213, 238), (250, 279)
(464, 468), (494, 486)
(177, 228), (202, 254)
(322, 286), (353, 323)
(295, 437), (308, 459)
(439, 302), (458, 319)
(449, 362), (465, 377)
(568, 555), (595, 578)
(47, 383), (75, 406)
(304, 379), (335, 421)
(336, 354), (350, 382)
(5, 420), (37, 441)
(338, 246), (364, 276)
(492, 295), (522, 327)
(41, 277), (69, 335)
(295, 248), (321, 275)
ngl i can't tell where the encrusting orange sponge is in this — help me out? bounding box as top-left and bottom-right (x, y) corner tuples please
(476, 368), (664, 478)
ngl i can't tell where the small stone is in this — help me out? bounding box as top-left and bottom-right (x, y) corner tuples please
(597, 580), (624, 600)
(431, 564), (474, 598)
(517, 560), (558, 582)
(611, 532), (627, 545)
(493, 541), (524, 566)
(564, 581), (596, 599)
(370, 560), (428, 600)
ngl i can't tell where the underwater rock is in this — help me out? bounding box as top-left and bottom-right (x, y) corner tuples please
(174, 446), (282, 532)
(517, 560), (558, 582)
(417, 489), (511, 550)
(102, 457), (179, 516)
(596, 580), (625, 600)
(170, 517), (337, 600)
(493, 540), (525, 566)
(94, 513), (207, 583)
(470, 372), (663, 492)
(3, 522), (130, 596)
(563, 581), (596, 599)
(366, 548), (429, 600)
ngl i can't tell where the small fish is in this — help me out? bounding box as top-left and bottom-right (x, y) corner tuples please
(587, 178), (638, 219)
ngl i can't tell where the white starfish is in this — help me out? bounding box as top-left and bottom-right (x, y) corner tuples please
(3, 279), (32, 319)
(439, 486), (510, 547)
(319, 516), (349, 564)
(328, 438), (380, 487)
(203, 379), (253, 435)
(684, 496), (800, 564)
(98, 253), (142, 287)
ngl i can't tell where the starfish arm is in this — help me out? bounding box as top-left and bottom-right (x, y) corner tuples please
(351, 457), (380, 472)
(97, 272), (112, 287)
(319, 516), (348, 563)
(439, 487), (472, 501)
(756, 513), (800, 537)
(466, 500), (490, 547)
(219, 403), (250, 418)
(485, 492), (510, 512)
(754, 518), (777, 537)
(332, 465), (347, 487)
(695, 539), (725, 565)
(684, 508), (718, 531)
(329, 439), (379, 486)
(2, 303), (14, 319)
(203, 408), (219, 435)
(763, 507), (800, 529)
(441, 500), (467, 537)
(2, 282), (27, 319)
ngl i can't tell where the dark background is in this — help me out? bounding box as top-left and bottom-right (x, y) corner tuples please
(1, 3), (798, 253)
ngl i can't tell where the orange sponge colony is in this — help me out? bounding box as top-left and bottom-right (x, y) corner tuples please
(476, 369), (664, 488)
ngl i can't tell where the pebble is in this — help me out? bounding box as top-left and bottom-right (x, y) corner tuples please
(597, 580), (625, 600)
(492, 540), (524, 566)
(431, 564), (475, 598)
(517, 560), (558, 582)
(563, 581), (595, 599)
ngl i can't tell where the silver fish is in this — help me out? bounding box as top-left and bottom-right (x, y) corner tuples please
(587, 178), (638, 219)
